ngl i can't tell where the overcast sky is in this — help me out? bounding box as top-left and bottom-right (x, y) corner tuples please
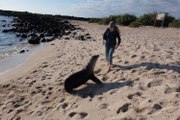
(0, 0), (179, 18)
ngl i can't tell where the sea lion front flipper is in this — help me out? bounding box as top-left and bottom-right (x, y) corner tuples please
(90, 74), (103, 85)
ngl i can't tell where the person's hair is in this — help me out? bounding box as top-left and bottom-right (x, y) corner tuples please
(109, 21), (115, 28)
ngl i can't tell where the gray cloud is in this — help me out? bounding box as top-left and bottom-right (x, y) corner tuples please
(71, 0), (180, 18)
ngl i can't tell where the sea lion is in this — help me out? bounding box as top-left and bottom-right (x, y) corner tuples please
(64, 55), (103, 93)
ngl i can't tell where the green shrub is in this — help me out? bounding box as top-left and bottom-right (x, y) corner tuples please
(119, 14), (137, 25)
(87, 12), (178, 28)
(169, 20), (180, 28)
(89, 18), (101, 23)
(115, 15), (122, 25)
(95, 18), (110, 25)
(97, 20), (104, 25)
(109, 15), (118, 21)
(137, 13), (156, 26)
(89, 18), (109, 25)
(164, 14), (175, 27)
(129, 21), (142, 27)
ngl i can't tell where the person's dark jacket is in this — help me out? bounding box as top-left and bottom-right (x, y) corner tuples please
(103, 27), (121, 47)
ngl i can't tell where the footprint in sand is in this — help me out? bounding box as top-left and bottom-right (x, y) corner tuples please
(134, 106), (148, 114)
(62, 103), (69, 109)
(124, 61), (129, 64)
(59, 98), (66, 103)
(147, 80), (162, 88)
(127, 92), (142, 99)
(97, 96), (105, 101)
(25, 76), (30, 79)
(131, 55), (137, 58)
(7, 109), (13, 113)
(69, 112), (88, 119)
(97, 103), (109, 109)
(16, 108), (24, 114)
(42, 90), (46, 96)
(148, 104), (162, 114)
(109, 89), (118, 95)
(140, 55), (145, 60)
(69, 112), (77, 117)
(31, 91), (37, 96)
(41, 64), (49, 68)
(131, 69), (136, 73)
(31, 70), (38, 74)
(102, 75), (109, 81)
(138, 117), (147, 120)
(164, 87), (180, 94)
(79, 112), (88, 118)
(119, 117), (135, 120)
(41, 99), (50, 105)
(41, 76), (46, 80)
(2, 84), (10, 88)
(28, 80), (36, 87)
(48, 87), (53, 91)
(12, 116), (21, 120)
(17, 77), (22, 80)
(13, 102), (21, 108)
(36, 111), (43, 116)
(153, 44), (160, 51)
(153, 71), (166, 75)
(176, 116), (180, 120)
(116, 103), (131, 114)
(135, 45), (141, 51)
(57, 102), (70, 111)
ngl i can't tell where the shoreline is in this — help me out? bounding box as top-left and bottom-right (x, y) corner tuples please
(0, 43), (47, 79)
(0, 52), (29, 74)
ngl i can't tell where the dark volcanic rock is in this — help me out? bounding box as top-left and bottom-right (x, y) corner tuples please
(28, 33), (38, 38)
(28, 37), (41, 44)
(41, 37), (54, 42)
(0, 10), (88, 45)
(16, 33), (21, 37)
(20, 50), (25, 53)
(2, 28), (16, 33)
(21, 33), (27, 38)
(76, 35), (85, 41)
(39, 33), (45, 38)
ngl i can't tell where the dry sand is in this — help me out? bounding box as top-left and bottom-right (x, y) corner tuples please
(0, 20), (180, 120)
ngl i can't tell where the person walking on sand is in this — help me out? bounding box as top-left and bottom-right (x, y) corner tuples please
(103, 21), (121, 72)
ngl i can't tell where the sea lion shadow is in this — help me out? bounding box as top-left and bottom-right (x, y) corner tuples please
(74, 80), (133, 98)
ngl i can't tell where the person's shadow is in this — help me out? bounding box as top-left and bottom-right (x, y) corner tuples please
(113, 62), (180, 73)
(73, 80), (133, 98)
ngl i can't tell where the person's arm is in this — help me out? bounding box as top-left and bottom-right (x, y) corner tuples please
(103, 28), (109, 44)
(115, 26), (121, 46)
(117, 33), (121, 46)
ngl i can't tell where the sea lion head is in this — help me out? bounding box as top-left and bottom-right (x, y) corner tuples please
(92, 55), (99, 59)
(91, 55), (99, 64)
(86, 55), (99, 72)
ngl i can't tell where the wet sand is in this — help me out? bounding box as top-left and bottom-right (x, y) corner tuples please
(0, 44), (46, 74)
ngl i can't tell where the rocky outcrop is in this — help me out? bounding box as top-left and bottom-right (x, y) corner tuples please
(0, 10), (93, 45)
(0, 11), (79, 44)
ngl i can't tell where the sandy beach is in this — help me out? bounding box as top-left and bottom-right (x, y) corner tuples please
(0, 20), (180, 120)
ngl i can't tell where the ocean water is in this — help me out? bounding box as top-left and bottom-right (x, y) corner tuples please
(0, 16), (29, 59)
(0, 16), (47, 73)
